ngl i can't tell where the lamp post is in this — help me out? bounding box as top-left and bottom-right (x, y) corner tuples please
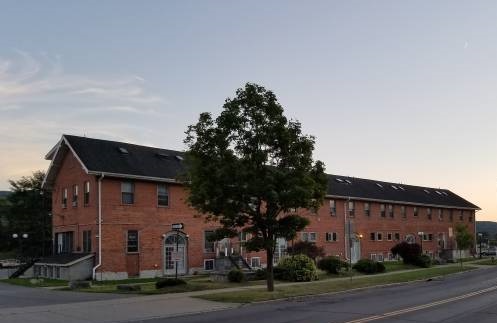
(478, 233), (483, 259)
(12, 233), (29, 262)
(418, 232), (424, 254)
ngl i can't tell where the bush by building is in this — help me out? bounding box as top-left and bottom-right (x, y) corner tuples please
(391, 242), (422, 265)
(352, 259), (386, 274)
(227, 269), (245, 283)
(276, 254), (318, 282)
(317, 256), (349, 274)
(155, 278), (186, 289)
(287, 241), (325, 261)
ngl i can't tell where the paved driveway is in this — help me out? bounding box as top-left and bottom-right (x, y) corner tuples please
(0, 282), (128, 309)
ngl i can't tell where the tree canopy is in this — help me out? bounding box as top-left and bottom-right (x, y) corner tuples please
(2, 171), (52, 257)
(184, 83), (327, 291)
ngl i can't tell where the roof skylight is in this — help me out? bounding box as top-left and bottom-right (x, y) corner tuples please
(335, 178), (344, 183)
(435, 190), (442, 195)
(376, 183), (383, 188)
(424, 189), (430, 194)
(118, 147), (129, 154)
(391, 185), (398, 190)
(175, 155), (184, 161)
(344, 179), (352, 184)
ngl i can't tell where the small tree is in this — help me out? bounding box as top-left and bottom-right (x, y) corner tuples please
(287, 241), (325, 261)
(391, 242), (421, 265)
(184, 83), (327, 291)
(455, 224), (474, 267)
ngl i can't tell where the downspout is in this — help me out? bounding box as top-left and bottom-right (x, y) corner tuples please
(344, 199), (348, 260)
(92, 173), (104, 280)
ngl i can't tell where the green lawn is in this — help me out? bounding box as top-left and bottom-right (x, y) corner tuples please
(471, 258), (497, 266)
(196, 266), (474, 303)
(1, 278), (69, 287)
(382, 261), (417, 272)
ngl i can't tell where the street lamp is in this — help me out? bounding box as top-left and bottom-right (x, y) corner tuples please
(12, 233), (29, 261)
(418, 232), (424, 254)
(478, 233), (483, 259)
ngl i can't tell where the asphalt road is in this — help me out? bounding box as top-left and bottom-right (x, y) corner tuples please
(146, 266), (497, 323)
(0, 281), (128, 308)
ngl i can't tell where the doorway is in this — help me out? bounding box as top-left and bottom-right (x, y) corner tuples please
(351, 237), (361, 263)
(164, 233), (187, 275)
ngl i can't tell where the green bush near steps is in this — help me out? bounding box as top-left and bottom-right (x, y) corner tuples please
(353, 259), (386, 274)
(228, 269), (245, 283)
(275, 254), (318, 282)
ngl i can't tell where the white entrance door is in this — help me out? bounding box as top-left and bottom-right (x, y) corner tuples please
(164, 233), (187, 275)
(351, 237), (361, 264)
(274, 238), (288, 265)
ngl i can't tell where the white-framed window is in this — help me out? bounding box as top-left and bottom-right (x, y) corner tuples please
(204, 231), (215, 253)
(364, 202), (370, 216)
(401, 206), (406, 218)
(387, 233), (392, 241)
(326, 232), (338, 242)
(348, 200), (355, 216)
(438, 209), (443, 221)
(204, 259), (215, 271)
(157, 184), (169, 207)
(376, 232), (383, 241)
(370, 253), (377, 261)
(394, 233), (400, 241)
(329, 200), (336, 216)
(251, 257), (261, 268)
(84, 181), (90, 206)
(121, 182), (134, 205)
(377, 253), (384, 262)
(413, 207), (418, 217)
(72, 185), (78, 207)
(370, 232), (376, 241)
(388, 253), (394, 261)
(302, 232), (317, 242)
(380, 204), (386, 217)
(427, 208), (432, 220)
(62, 188), (68, 208)
(388, 204), (394, 218)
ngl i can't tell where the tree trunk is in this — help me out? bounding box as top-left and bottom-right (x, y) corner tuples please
(459, 249), (463, 268)
(266, 249), (274, 292)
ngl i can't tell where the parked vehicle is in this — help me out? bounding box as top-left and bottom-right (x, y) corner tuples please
(0, 259), (20, 268)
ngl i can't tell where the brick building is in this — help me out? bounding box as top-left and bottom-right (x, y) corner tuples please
(42, 135), (479, 280)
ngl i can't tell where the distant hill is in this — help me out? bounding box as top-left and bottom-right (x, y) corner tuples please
(477, 221), (497, 238)
(0, 191), (10, 199)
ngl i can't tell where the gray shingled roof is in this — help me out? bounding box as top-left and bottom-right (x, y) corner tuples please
(48, 135), (479, 210)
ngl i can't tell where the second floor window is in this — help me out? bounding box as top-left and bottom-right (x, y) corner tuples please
(121, 182), (134, 204)
(157, 184), (169, 207)
(364, 202), (370, 216)
(302, 232), (317, 242)
(413, 207), (418, 217)
(204, 231), (215, 253)
(388, 205), (394, 218)
(72, 185), (78, 207)
(438, 209), (444, 221)
(348, 201), (355, 216)
(380, 204), (386, 217)
(84, 181), (90, 206)
(329, 200), (336, 216)
(62, 188), (68, 208)
(427, 208), (432, 220)
(459, 210), (464, 221)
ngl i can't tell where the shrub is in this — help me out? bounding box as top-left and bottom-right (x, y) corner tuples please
(254, 268), (267, 280)
(391, 242), (422, 265)
(352, 259), (386, 274)
(287, 241), (325, 261)
(277, 254), (318, 282)
(227, 269), (245, 283)
(155, 278), (187, 289)
(414, 254), (432, 268)
(317, 256), (349, 274)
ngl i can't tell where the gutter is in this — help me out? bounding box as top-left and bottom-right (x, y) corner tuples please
(92, 173), (104, 280)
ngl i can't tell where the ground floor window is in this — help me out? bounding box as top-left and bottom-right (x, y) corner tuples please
(204, 259), (215, 271)
(56, 231), (74, 254)
(251, 257), (261, 268)
(83, 230), (92, 253)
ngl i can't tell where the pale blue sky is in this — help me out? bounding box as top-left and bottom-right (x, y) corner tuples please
(0, 1), (495, 219)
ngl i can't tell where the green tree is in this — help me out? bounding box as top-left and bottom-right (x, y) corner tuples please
(6, 171), (52, 258)
(455, 224), (474, 267)
(0, 196), (12, 252)
(184, 83), (327, 291)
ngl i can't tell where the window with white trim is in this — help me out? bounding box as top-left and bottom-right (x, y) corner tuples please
(388, 204), (394, 218)
(329, 200), (336, 216)
(413, 207), (418, 217)
(121, 182), (134, 205)
(251, 257), (261, 268)
(427, 208), (432, 220)
(364, 202), (370, 216)
(401, 206), (406, 219)
(62, 188), (67, 208)
(380, 204), (386, 217)
(326, 232), (338, 242)
(204, 231), (215, 253)
(387, 233), (392, 241)
(83, 181), (90, 206)
(72, 185), (78, 207)
(348, 200), (355, 216)
(204, 259), (215, 271)
(377, 253), (384, 262)
(157, 184), (169, 207)
(438, 209), (443, 221)
(301, 232), (317, 242)
(376, 232), (383, 241)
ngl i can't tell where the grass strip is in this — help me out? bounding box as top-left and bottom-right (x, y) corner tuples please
(196, 266), (474, 303)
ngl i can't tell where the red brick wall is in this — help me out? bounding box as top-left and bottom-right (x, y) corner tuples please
(52, 150), (477, 278)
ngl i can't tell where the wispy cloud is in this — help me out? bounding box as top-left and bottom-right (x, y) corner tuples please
(0, 50), (176, 188)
